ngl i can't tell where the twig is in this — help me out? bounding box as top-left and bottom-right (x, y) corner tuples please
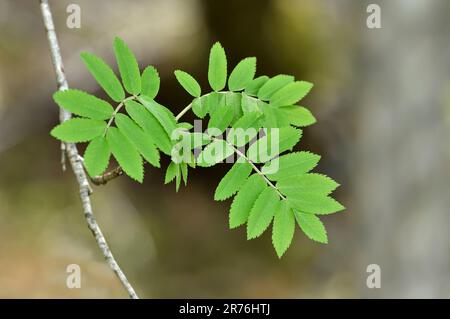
(91, 166), (124, 186)
(40, 0), (139, 299)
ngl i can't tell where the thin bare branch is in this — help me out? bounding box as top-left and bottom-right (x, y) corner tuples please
(39, 0), (139, 299)
(91, 166), (124, 186)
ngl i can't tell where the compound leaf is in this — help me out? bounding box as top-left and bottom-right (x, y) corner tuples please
(174, 70), (201, 97)
(295, 211), (328, 244)
(228, 57), (256, 91)
(247, 187), (280, 239)
(51, 118), (106, 142)
(113, 37), (141, 95)
(53, 89), (114, 120)
(80, 52), (125, 102)
(141, 66), (160, 99)
(208, 105), (234, 134)
(214, 162), (252, 201)
(272, 201), (295, 257)
(107, 127), (143, 183)
(229, 174), (266, 229)
(84, 136), (110, 177)
(208, 42), (227, 91)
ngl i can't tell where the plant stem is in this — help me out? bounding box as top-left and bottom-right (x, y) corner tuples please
(175, 102), (192, 121)
(104, 95), (136, 136)
(40, 0), (139, 299)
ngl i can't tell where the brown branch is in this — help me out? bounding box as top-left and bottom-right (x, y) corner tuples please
(40, 0), (139, 299)
(91, 166), (124, 186)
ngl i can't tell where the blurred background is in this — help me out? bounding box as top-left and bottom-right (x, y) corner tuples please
(0, 0), (450, 298)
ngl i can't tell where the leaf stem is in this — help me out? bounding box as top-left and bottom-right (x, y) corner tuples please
(104, 95), (137, 136)
(175, 102), (192, 121)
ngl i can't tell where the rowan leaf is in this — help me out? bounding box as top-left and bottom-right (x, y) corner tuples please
(295, 211), (328, 244)
(197, 139), (234, 167)
(53, 90), (114, 120)
(247, 127), (302, 163)
(241, 93), (261, 114)
(229, 174), (266, 229)
(113, 37), (141, 95)
(277, 174), (339, 196)
(115, 114), (160, 168)
(80, 52), (125, 102)
(50, 118), (106, 142)
(227, 112), (262, 147)
(141, 66), (160, 99)
(245, 76), (269, 96)
(208, 42), (227, 91)
(257, 75), (294, 101)
(174, 70), (201, 97)
(228, 57), (257, 91)
(286, 194), (344, 215)
(270, 81), (313, 107)
(247, 187), (280, 239)
(279, 106), (316, 127)
(214, 162), (252, 201)
(138, 96), (177, 137)
(124, 100), (172, 155)
(165, 161), (178, 184)
(261, 151), (321, 181)
(83, 136), (110, 177)
(208, 105), (234, 134)
(272, 201), (295, 257)
(192, 97), (208, 118)
(106, 127), (143, 182)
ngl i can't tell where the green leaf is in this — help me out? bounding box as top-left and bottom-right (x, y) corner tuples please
(229, 174), (266, 229)
(287, 194), (344, 215)
(174, 70), (201, 97)
(51, 118), (106, 142)
(141, 66), (160, 99)
(180, 162), (188, 185)
(247, 187), (280, 239)
(277, 174), (339, 196)
(257, 75), (294, 101)
(106, 127), (143, 182)
(204, 92), (225, 115)
(197, 139), (234, 167)
(247, 127), (302, 163)
(279, 106), (316, 127)
(192, 97), (208, 118)
(295, 211), (328, 244)
(208, 42), (227, 91)
(245, 76), (269, 96)
(228, 57), (257, 91)
(262, 105), (291, 128)
(124, 100), (172, 155)
(208, 105), (234, 134)
(83, 136), (110, 177)
(262, 151), (321, 181)
(165, 161), (178, 184)
(113, 37), (141, 95)
(241, 93), (261, 114)
(53, 90), (114, 120)
(270, 81), (313, 107)
(185, 132), (212, 150)
(227, 112), (262, 147)
(115, 114), (160, 168)
(225, 92), (243, 123)
(272, 201), (295, 257)
(138, 96), (177, 137)
(214, 162), (252, 201)
(80, 52), (125, 103)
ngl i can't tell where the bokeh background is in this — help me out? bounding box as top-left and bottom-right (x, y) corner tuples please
(0, 0), (450, 298)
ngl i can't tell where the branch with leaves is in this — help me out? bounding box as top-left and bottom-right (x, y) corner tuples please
(39, 0), (138, 298)
(51, 38), (344, 259)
